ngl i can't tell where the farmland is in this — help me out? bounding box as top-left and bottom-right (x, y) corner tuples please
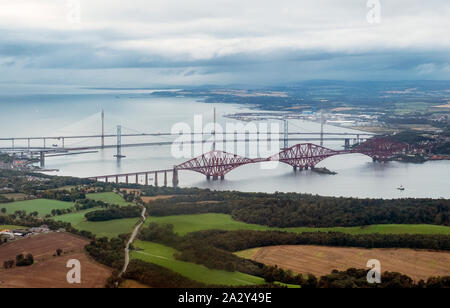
(141, 195), (175, 203)
(236, 245), (450, 282)
(0, 232), (111, 288)
(131, 240), (265, 286)
(86, 192), (133, 207)
(45, 192), (139, 238)
(0, 193), (28, 201)
(0, 199), (74, 216)
(53, 210), (139, 238)
(0, 225), (27, 230)
(52, 208), (99, 225)
(119, 279), (151, 288)
(145, 213), (450, 236)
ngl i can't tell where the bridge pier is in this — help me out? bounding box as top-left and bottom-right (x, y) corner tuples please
(345, 139), (351, 149)
(172, 167), (179, 187)
(136, 174), (139, 184)
(126, 175), (129, 184)
(39, 152), (45, 168)
(293, 166), (298, 172)
(145, 173), (149, 186)
(164, 171), (168, 187)
(155, 172), (158, 187)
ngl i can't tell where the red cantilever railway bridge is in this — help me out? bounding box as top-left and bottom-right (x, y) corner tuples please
(176, 138), (409, 180)
(90, 138), (410, 185)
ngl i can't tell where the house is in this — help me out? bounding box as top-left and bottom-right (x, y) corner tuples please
(29, 225), (50, 233)
(12, 229), (31, 237)
(0, 161), (12, 169)
(0, 230), (15, 240)
(0, 187), (14, 193)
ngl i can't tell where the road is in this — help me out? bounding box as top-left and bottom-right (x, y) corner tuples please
(119, 204), (147, 278)
(1, 137), (368, 152)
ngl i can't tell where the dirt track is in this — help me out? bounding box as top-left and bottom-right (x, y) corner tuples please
(249, 245), (450, 281)
(0, 233), (111, 288)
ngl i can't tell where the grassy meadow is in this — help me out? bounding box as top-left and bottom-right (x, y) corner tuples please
(131, 240), (266, 286)
(0, 199), (74, 216)
(0, 225), (28, 230)
(86, 192), (133, 207)
(53, 208), (139, 238)
(145, 213), (450, 236)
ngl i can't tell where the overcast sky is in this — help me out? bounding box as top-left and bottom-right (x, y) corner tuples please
(1, 0), (449, 92)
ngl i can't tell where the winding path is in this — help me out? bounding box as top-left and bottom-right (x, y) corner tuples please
(119, 204), (147, 277)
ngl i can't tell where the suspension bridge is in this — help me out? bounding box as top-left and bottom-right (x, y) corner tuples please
(0, 110), (375, 167)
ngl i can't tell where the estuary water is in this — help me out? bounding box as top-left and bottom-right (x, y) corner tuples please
(0, 92), (449, 199)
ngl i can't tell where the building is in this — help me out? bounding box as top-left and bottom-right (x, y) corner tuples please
(0, 161), (12, 169)
(0, 187), (14, 193)
(29, 225), (50, 233)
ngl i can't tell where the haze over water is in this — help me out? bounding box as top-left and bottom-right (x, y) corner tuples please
(1, 93), (449, 199)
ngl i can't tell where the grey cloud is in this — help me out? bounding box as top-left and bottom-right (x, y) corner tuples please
(0, 0), (449, 91)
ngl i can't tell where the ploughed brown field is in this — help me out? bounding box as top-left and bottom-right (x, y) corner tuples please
(141, 195), (175, 203)
(242, 245), (450, 281)
(0, 233), (111, 288)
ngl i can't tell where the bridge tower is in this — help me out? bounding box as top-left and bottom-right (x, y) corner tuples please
(345, 139), (351, 149)
(114, 125), (125, 158)
(101, 109), (105, 148)
(283, 117), (289, 150)
(320, 109), (324, 147)
(213, 107), (216, 151)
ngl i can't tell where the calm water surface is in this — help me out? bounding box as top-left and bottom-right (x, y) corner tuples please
(0, 93), (448, 199)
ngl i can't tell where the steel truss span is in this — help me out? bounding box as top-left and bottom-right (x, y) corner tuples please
(176, 138), (410, 178)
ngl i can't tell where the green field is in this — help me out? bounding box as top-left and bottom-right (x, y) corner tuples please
(86, 192), (133, 206)
(235, 248), (261, 260)
(0, 199), (74, 216)
(0, 225), (28, 230)
(52, 208), (99, 225)
(145, 213), (450, 236)
(131, 240), (265, 286)
(53, 208), (138, 238)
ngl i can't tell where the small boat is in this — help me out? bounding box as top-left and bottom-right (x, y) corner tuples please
(397, 185), (405, 191)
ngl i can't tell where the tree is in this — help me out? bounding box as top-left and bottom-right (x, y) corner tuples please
(16, 254), (24, 263)
(303, 274), (318, 288)
(3, 260), (14, 269)
(1, 208), (6, 214)
(16, 253), (34, 267)
(56, 249), (63, 256)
